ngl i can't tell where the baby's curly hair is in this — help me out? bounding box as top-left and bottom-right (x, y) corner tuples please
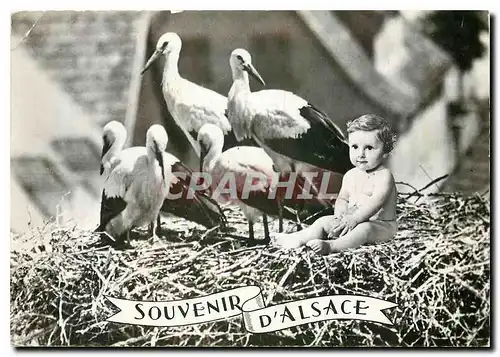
(346, 114), (397, 153)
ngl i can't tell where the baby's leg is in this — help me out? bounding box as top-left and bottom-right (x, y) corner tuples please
(274, 215), (334, 249)
(307, 220), (396, 255)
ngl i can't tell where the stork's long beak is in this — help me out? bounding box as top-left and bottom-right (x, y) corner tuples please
(154, 143), (165, 180)
(243, 63), (266, 86)
(141, 49), (162, 75)
(100, 135), (111, 175)
(101, 136), (111, 159)
(199, 144), (208, 174)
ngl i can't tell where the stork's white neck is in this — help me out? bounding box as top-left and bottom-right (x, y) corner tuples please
(228, 72), (251, 102)
(227, 72), (253, 141)
(162, 51), (181, 84)
(231, 68), (250, 87)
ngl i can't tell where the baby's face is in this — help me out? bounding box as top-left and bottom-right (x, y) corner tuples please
(348, 130), (388, 172)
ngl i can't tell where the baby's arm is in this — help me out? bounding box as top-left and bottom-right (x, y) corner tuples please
(333, 171), (351, 218)
(326, 171), (352, 238)
(349, 170), (394, 224)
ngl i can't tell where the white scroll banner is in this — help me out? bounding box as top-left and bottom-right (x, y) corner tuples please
(105, 285), (397, 333)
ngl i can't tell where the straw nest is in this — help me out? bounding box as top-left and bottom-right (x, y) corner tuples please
(10, 193), (490, 347)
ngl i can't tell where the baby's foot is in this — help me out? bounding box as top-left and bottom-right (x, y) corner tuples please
(273, 232), (304, 249)
(306, 239), (334, 255)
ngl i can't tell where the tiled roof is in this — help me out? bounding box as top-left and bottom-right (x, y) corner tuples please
(11, 10), (142, 126)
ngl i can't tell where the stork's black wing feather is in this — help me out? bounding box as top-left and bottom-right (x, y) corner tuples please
(96, 191), (127, 232)
(222, 129), (259, 151)
(161, 161), (227, 228)
(263, 104), (353, 174)
(303, 104), (347, 143)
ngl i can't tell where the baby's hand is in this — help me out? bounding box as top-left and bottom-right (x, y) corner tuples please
(329, 215), (359, 237)
(340, 215), (359, 236)
(327, 216), (343, 239)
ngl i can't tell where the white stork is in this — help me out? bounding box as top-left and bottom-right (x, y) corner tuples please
(227, 48), (353, 230)
(140, 32), (253, 151)
(197, 124), (298, 242)
(100, 120), (127, 180)
(96, 125), (227, 248)
(96, 124), (169, 249)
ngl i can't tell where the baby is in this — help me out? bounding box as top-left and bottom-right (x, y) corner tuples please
(274, 114), (398, 255)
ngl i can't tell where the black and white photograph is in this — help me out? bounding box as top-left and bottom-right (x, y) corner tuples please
(9, 9), (490, 347)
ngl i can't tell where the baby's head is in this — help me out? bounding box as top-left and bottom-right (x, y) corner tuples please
(346, 114), (397, 171)
(347, 114), (396, 153)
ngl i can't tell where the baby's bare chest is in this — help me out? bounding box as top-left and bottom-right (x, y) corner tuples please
(351, 175), (376, 198)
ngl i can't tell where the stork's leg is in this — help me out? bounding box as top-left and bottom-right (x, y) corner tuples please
(263, 214), (270, 243)
(295, 207), (303, 231)
(248, 221), (255, 240)
(148, 216), (162, 244)
(155, 215), (162, 236)
(277, 196), (284, 233)
(273, 167), (285, 233)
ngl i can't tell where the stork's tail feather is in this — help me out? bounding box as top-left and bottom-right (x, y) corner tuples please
(163, 160), (227, 228)
(303, 103), (347, 143)
(192, 190), (228, 229)
(160, 191), (227, 229)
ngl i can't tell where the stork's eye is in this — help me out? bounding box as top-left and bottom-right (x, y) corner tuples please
(161, 41), (169, 50)
(236, 55), (243, 62)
